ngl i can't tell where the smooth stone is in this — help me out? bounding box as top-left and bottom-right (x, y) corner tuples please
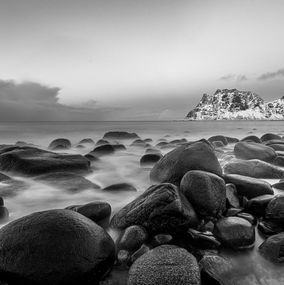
(96, 139), (109, 146)
(224, 159), (284, 179)
(140, 153), (162, 167)
(130, 244), (151, 265)
(180, 170), (226, 217)
(257, 219), (284, 236)
(273, 180), (284, 190)
(128, 245), (201, 285)
(85, 152), (100, 162)
(212, 141), (225, 148)
(245, 194), (274, 216)
(131, 139), (148, 148)
(103, 183), (136, 192)
(269, 144), (284, 151)
(265, 139), (284, 146)
(103, 131), (139, 140)
(48, 138), (71, 150)
(111, 144), (126, 151)
(144, 148), (161, 155)
(208, 135), (228, 145)
(241, 135), (261, 143)
(0, 146), (90, 176)
(79, 138), (95, 144)
(213, 217), (255, 250)
(152, 234), (173, 246)
(0, 206), (9, 224)
(187, 229), (221, 249)
(259, 233), (284, 263)
(261, 133), (282, 142)
(143, 138), (153, 143)
(92, 144), (115, 156)
(34, 172), (100, 192)
(111, 183), (199, 234)
(118, 225), (148, 252)
(150, 139), (222, 184)
(236, 212), (257, 225)
(225, 136), (239, 143)
(224, 174), (273, 199)
(265, 195), (284, 222)
(226, 183), (240, 208)
(0, 210), (115, 285)
(274, 156), (284, 167)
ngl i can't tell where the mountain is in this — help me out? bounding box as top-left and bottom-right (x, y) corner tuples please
(185, 89), (284, 120)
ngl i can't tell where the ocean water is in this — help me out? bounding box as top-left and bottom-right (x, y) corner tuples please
(0, 120), (284, 284)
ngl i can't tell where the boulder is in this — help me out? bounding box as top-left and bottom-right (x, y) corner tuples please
(180, 170), (226, 217)
(103, 131), (139, 140)
(0, 210), (115, 285)
(212, 141), (225, 148)
(111, 144), (126, 151)
(259, 233), (284, 263)
(128, 245), (201, 285)
(261, 133), (281, 142)
(78, 138), (94, 145)
(34, 172), (100, 192)
(257, 220), (284, 236)
(140, 153), (162, 167)
(265, 139), (284, 146)
(187, 229), (221, 249)
(111, 183), (199, 234)
(0, 205), (9, 224)
(265, 195), (284, 222)
(272, 180), (284, 190)
(48, 138), (71, 150)
(224, 159), (284, 179)
(269, 144), (284, 151)
(103, 183), (136, 192)
(95, 139), (109, 146)
(145, 148), (161, 155)
(0, 147), (90, 176)
(223, 174), (273, 199)
(245, 194), (274, 216)
(130, 139), (148, 148)
(213, 217), (255, 249)
(225, 136), (239, 144)
(92, 144), (115, 156)
(226, 183), (240, 208)
(150, 139), (222, 184)
(234, 141), (276, 162)
(241, 135), (261, 143)
(274, 156), (284, 166)
(208, 135), (228, 145)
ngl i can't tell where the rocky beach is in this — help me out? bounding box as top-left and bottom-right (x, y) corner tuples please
(0, 121), (283, 285)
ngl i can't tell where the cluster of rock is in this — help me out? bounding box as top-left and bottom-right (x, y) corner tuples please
(0, 131), (283, 284)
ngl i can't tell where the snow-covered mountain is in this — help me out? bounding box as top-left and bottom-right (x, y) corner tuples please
(185, 89), (284, 120)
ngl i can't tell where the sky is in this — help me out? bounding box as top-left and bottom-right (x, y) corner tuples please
(0, 0), (284, 121)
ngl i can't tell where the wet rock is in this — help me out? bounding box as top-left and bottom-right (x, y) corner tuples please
(225, 136), (239, 144)
(224, 159), (284, 179)
(103, 131), (139, 140)
(0, 147), (90, 176)
(143, 138), (153, 143)
(259, 232), (284, 263)
(212, 141), (225, 148)
(180, 170), (226, 217)
(103, 183), (136, 192)
(111, 144), (126, 151)
(140, 153), (162, 167)
(199, 255), (234, 285)
(117, 249), (131, 267)
(111, 183), (199, 234)
(245, 194), (274, 216)
(48, 138), (71, 150)
(155, 141), (168, 147)
(225, 207), (243, 217)
(35, 172), (100, 192)
(96, 139), (109, 146)
(92, 144), (115, 156)
(145, 148), (161, 155)
(213, 217), (255, 250)
(224, 174), (273, 199)
(236, 212), (257, 225)
(226, 183), (240, 208)
(234, 141), (276, 162)
(130, 244), (151, 265)
(265, 195), (284, 222)
(272, 180), (284, 190)
(265, 139), (284, 146)
(150, 139), (222, 184)
(0, 205), (9, 224)
(241, 135), (261, 143)
(187, 229), (221, 249)
(152, 234), (173, 246)
(130, 139), (147, 148)
(128, 245), (201, 285)
(274, 156), (284, 167)
(258, 220), (284, 236)
(208, 135), (228, 145)
(261, 133), (282, 142)
(0, 210), (115, 285)
(268, 144), (284, 151)
(118, 225), (148, 252)
(79, 138), (95, 145)
(84, 152), (100, 162)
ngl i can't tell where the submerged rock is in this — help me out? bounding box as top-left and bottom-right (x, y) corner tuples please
(208, 135), (228, 145)
(0, 210), (115, 285)
(128, 245), (201, 285)
(103, 131), (139, 140)
(241, 135), (261, 143)
(180, 170), (226, 217)
(92, 144), (115, 156)
(140, 153), (162, 167)
(48, 138), (71, 150)
(261, 133), (281, 142)
(150, 139), (222, 184)
(103, 183), (136, 192)
(245, 194), (274, 216)
(111, 183), (199, 234)
(78, 138), (95, 145)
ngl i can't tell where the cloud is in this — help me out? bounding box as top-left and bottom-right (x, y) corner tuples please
(258, 68), (284, 80)
(0, 79), (110, 121)
(219, 74), (247, 82)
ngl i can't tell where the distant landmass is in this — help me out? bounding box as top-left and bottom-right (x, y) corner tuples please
(185, 89), (284, 120)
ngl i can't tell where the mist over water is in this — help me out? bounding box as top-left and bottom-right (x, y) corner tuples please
(0, 121), (284, 284)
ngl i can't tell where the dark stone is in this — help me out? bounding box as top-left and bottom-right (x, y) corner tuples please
(225, 208), (243, 217)
(140, 153), (162, 167)
(0, 206), (9, 224)
(84, 153), (100, 162)
(128, 245), (201, 285)
(48, 138), (71, 150)
(274, 156), (284, 166)
(265, 195), (284, 222)
(236, 212), (257, 225)
(152, 234), (173, 246)
(155, 141), (168, 147)
(224, 159), (284, 179)
(34, 172), (100, 192)
(265, 139), (284, 146)
(224, 174), (273, 199)
(208, 135), (228, 145)
(130, 139), (147, 148)
(187, 229), (221, 249)
(103, 183), (136, 192)
(212, 141), (225, 148)
(180, 170), (226, 217)
(0, 197), (3, 206)
(145, 148), (161, 155)
(79, 138), (95, 144)
(0, 173), (11, 182)
(226, 183), (240, 208)
(259, 232), (284, 263)
(225, 136), (239, 144)
(150, 139), (222, 184)
(0, 147), (90, 176)
(258, 220), (284, 236)
(272, 180), (284, 190)
(269, 144), (284, 151)
(103, 131), (139, 140)
(111, 144), (126, 151)
(241, 135), (261, 143)
(92, 144), (115, 156)
(111, 183), (199, 234)
(130, 244), (151, 265)
(245, 194), (274, 216)
(118, 225), (148, 252)
(213, 217), (255, 250)
(234, 141), (276, 162)
(117, 250), (131, 267)
(0, 210), (115, 285)
(96, 139), (109, 146)
(261, 133), (282, 142)
(143, 138), (153, 143)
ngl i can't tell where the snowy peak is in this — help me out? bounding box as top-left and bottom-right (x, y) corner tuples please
(185, 89), (284, 120)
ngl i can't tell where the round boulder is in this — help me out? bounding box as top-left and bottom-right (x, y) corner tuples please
(265, 195), (284, 222)
(48, 138), (71, 150)
(140, 153), (162, 167)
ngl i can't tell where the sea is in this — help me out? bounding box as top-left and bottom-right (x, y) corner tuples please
(0, 120), (283, 284)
